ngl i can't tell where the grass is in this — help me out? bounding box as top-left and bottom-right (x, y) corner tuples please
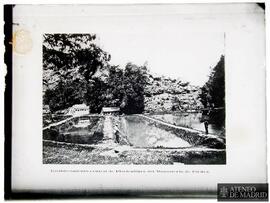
(43, 142), (172, 164)
(43, 141), (225, 165)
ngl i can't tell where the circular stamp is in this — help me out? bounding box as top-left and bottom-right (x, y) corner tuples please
(13, 29), (33, 54)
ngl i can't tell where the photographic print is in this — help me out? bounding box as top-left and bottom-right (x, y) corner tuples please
(9, 3), (267, 197)
(40, 0), (230, 165)
(42, 31), (226, 165)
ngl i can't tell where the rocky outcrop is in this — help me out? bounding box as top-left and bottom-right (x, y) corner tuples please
(144, 74), (203, 113)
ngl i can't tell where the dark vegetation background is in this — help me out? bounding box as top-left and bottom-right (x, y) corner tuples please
(199, 55), (225, 126)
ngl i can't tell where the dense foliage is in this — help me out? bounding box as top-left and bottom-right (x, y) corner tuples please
(43, 34), (110, 81)
(86, 63), (148, 114)
(43, 34), (148, 114)
(199, 55), (225, 125)
(44, 79), (87, 112)
(121, 63), (148, 114)
(43, 34), (110, 112)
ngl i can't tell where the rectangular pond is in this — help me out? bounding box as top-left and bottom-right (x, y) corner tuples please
(43, 116), (104, 144)
(120, 115), (192, 148)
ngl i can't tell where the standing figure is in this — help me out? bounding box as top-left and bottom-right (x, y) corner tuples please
(115, 130), (120, 143)
(204, 120), (209, 134)
(202, 109), (210, 134)
(114, 123), (120, 143)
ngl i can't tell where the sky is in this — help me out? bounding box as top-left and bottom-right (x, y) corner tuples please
(90, 13), (225, 86)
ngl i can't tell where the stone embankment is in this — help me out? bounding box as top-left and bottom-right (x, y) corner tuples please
(138, 115), (225, 149)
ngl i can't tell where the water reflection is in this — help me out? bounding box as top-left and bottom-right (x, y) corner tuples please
(150, 113), (224, 135)
(121, 116), (191, 148)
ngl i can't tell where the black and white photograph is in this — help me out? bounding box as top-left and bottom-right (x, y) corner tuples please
(6, 2), (268, 198)
(42, 32), (226, 165)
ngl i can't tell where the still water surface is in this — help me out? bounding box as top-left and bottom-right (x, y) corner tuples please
(120, 116), (191, 148)
(150, 113), (224, 135)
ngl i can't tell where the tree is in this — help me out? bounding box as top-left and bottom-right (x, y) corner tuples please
(43, 35), (149, 114)
(105, 66), (125, 107)
(43, 34), (110, 80)
(43, 34), (110, 112)
(44, 78), (86, 112)
(199, 55), (225, 125)
(121, 63), (148, 114)
(85, 63), (148, 114)
(86, 78), (108, 113)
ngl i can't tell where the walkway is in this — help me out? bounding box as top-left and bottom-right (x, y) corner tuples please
(103, 116), (114, 139)
(43, 116), (74, 130)
(43, 114), (103, 131)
